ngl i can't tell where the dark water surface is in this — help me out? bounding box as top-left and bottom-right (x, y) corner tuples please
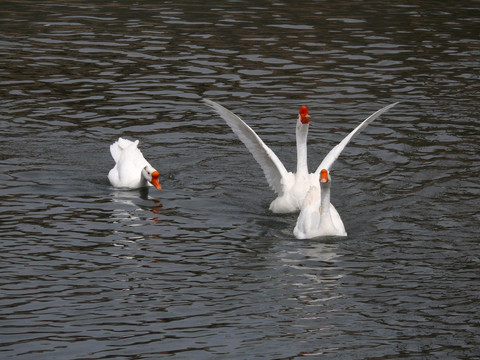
(1, 1), (479, 358)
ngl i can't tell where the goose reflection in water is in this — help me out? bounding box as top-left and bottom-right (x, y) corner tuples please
(110, 187), (163, 225)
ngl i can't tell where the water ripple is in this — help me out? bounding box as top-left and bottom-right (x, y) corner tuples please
(0, 1), (479, 359)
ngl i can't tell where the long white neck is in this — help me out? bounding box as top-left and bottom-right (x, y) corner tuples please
(320, 180), (331, 224)
(296, 120), (309, 175)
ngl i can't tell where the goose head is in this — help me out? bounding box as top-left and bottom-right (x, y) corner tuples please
(298, 105), (311, 124)
(142, 165), (162, 190)
(320, 168), (330, 184)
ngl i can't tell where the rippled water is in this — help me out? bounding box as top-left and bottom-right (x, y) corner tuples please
(1, 1), (479, 358)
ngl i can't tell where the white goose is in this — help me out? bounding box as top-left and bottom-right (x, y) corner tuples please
(293, 102), (399, 239)
(204, 99), (397, 213)
(293, 169), (346, 239)
(108, 137), (162, 190)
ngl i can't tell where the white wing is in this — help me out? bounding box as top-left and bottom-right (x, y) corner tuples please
(204, 99), (288, 194)
(315, 102), (399, 174)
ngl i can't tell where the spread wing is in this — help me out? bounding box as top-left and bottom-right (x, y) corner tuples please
(315, 102), (399, 174)
(204, 99), (288, 194)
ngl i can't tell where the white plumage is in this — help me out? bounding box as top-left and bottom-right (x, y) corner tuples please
(204, 99), (397, 215)
(108, 137), (162, 190)
(294, 103), (399, 239)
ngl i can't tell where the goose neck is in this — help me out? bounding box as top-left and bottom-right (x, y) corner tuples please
(296, 123), (309, 175)
(320, 181), (331, 219)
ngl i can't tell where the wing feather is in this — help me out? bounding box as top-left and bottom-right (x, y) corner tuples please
(315, 102), (399, 174)
(204, 99), (288, 194)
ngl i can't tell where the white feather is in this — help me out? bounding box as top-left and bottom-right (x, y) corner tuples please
(316, 102), (399, 174)
(204, 99), (288, 194)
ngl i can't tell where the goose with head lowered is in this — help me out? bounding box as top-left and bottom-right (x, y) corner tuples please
(293, 102), (399, 239)
(108, 137), (162, 190)
(204, 99), (397, 213)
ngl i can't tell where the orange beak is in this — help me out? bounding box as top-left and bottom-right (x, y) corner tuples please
(150, 171), (162, 190)
(320, 169), (329, 183)
(301, 114), (311, 124)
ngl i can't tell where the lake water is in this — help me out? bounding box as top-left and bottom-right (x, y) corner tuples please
(1, 1), (479, 358)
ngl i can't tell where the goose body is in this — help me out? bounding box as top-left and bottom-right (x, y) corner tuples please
(108, 137), (162, 190)
(204, 99), (397, 214)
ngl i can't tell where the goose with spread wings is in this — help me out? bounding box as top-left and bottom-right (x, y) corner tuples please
(204, 99), (397, 214)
